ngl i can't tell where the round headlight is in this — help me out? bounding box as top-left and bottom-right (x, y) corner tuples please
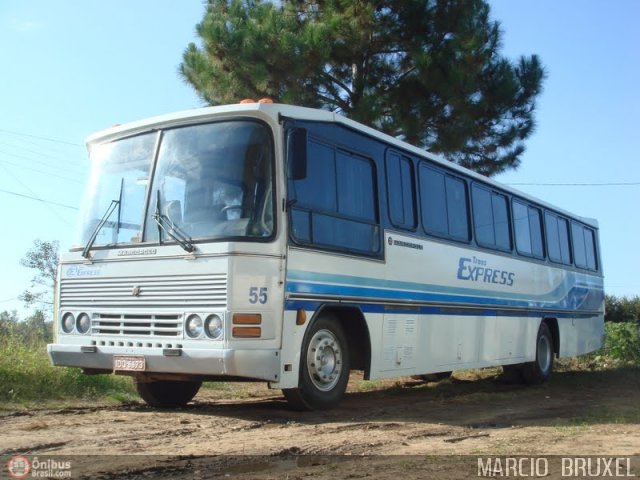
(185, 314), (204, 338)
(76, 313), (91, 334)
(61, 312), (75, 333)
(205, 314), (223, 339)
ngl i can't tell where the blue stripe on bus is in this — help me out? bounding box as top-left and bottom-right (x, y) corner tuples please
(285, 270), (604, 312)
(284, 300), (597, 319)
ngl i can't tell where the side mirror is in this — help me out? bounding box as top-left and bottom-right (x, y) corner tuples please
(287, 128), (307, 180)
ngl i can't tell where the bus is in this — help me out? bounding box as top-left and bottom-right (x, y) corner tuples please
(48, 101), (604, 410)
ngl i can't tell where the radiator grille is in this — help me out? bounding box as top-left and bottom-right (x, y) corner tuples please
(60, 273), (227, 310)
(92, 313), (182, 337)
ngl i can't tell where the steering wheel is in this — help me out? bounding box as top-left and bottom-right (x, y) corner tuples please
(221, 205), (243, 214)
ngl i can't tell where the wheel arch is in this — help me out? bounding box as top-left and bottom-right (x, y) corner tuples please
(310, 303), (372, 379)
(542, 317), (560, 356)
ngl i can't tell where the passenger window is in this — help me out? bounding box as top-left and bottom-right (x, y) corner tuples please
(572, 222), (587, 268)
(472, 185), (511, 251)
(584, 228), (597, 270)
(446, 177), (470, 241)
(386, 152), (416, 229)
(289, 138), (379, 255)
(545, 212), (572, 265)
(419, 164), (469, 241)
(572, 222), (598, 270)
(514, 200), (544, 258)
(420, 165), (448, 236)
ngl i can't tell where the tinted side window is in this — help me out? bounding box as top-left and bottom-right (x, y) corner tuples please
(545, 212), (572, 265)
(294, 140), (336, 211)
(386, 152), (416, 229)
(493, 193), (511, 250)
(514, 200), (544, 258)
(446, 176), (470, 241)
(337, 151), (375, 221)
(572, 222), (587, 268)
(514, 201), (532, 255)
(289, 138), (379, 255)
(529, 208), (544, 258)
(545, 212), (560, 262)
(420, 165), (448, 236)
(472, 185), (511, 251)
(558, 217), (571, 264)
(419, 164), (469, 241)
(572, 222), (598, 270)
(584, 227), (597, 270)
(472, 186), (494, 245)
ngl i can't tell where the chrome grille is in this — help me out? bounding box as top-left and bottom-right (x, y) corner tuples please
(92, 313), (182, 337)
(60, 273), (227, 310)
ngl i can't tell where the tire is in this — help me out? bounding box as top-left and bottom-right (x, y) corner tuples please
(522, 322), (554, 385)
(283, 314), (350, 411)
(135, 379), (202, 408)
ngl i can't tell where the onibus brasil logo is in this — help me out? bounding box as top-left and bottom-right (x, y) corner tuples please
(6, 455), (72, 478)
(6, 456), (30, 479)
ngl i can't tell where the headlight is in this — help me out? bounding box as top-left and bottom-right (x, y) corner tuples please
(185, 314), (204, 338)
(76, 313), (91, 334)
(205, 314), (224, 339)
(61, 312), (75, 333)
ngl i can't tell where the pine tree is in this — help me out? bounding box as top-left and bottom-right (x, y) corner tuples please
(180, 0), (545, 176)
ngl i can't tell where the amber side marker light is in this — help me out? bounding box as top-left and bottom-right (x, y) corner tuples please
(296, 308), (307, 326)
(232, 327), (262, 338)
(233, 313), (261, 325)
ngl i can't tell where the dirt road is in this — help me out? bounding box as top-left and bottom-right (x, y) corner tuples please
(2, 367), (639, 478)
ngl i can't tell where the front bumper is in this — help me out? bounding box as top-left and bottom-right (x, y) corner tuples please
(47, 343), (281, 382)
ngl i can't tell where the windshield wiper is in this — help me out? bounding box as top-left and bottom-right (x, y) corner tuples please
(152, 190), (195, 253)
(82, 178), (124, 259)
(82, 199), (120, 259)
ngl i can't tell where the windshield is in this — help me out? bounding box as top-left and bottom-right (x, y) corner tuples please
(75, 120), (274, 248)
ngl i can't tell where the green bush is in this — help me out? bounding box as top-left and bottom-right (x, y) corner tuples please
(571, 322), (640, 370)
(605, 295), (640, 323)
(601, 321), (640, 364)
(0, 333), (135, 405)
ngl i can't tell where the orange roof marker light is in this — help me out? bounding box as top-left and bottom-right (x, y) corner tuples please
(239, 98), (273, 104)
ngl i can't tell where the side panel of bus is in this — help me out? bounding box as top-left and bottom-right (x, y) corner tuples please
(278, 119), (604, 385)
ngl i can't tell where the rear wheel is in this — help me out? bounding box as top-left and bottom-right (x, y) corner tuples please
(522, 322), (554, 384)
(135, 379), (202, 408)
(283, 315), (350, 411)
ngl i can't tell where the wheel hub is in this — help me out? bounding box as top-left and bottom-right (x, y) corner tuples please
(537, 335), (552, 373)
(307, 329), (342, 391)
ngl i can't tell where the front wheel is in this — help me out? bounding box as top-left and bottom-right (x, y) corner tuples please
(283, 315), (350, 411)
(522, 322), (555, 384)
(135, 379), (202, 408)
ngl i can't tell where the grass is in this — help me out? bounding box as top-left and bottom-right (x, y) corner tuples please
(357, 379), (383, 391)
(569, 405), (640, 426)
(1, 322), (637, 409)
(0, 334), (136, 408)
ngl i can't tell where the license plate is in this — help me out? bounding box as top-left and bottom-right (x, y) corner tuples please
(113, 355), (145, 372)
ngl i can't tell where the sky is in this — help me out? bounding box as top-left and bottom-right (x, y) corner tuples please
(0, 1), (638, 318)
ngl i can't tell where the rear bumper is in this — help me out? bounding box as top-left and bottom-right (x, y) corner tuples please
(47, 343), (281, 382)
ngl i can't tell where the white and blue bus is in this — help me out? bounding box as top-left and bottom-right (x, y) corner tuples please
(48, 102), (604, 410)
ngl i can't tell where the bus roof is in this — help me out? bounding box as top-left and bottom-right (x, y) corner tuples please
(86, 102), (598, 229)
